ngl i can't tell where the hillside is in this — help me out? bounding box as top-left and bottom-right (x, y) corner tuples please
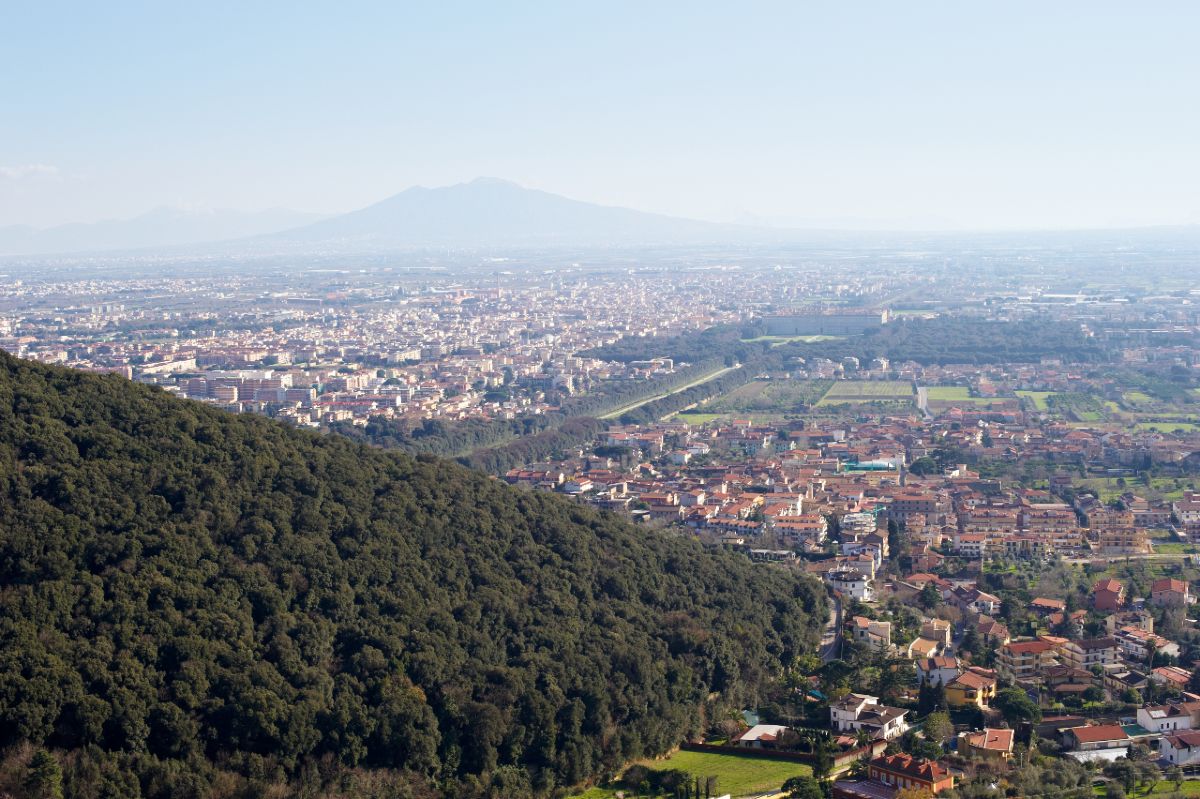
(0, 353), (825, 799)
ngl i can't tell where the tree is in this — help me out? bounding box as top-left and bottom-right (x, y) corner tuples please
(783, 775), (827, 799)
(25, 749), (63, 799)
(918, 582), (942, 610)
(895, 788), (932, 799)
(994, 687), (1041, 725)
(922, 711), (952, 743)
(1167, 765), (1184, 791)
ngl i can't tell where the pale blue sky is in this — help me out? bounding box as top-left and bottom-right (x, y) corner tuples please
(3, 1), (1198, 230)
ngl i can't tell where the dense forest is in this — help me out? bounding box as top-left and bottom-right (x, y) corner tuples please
(778, 316), (1111, 366)
(0, 353), (826, 799)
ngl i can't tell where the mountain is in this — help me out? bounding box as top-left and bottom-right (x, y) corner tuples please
(0, 352), (825, 799)
(0, 206), (325, 256)
(268, 177), (762, 248)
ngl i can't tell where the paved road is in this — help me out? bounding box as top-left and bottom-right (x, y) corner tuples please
(820, 594), (842, 662)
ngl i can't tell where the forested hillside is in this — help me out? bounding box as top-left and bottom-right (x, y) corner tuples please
(0, 353), (825, 799)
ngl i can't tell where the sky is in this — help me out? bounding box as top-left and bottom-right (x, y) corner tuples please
(2, 1), (1199, 231)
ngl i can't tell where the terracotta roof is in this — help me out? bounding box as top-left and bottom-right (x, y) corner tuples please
(869, 753), (951, 782)
(966, 728), (1014, 752)
(1068, 724), (1129, 744)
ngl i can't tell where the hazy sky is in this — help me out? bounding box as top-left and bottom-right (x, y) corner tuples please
(3, 1), (1199, 230)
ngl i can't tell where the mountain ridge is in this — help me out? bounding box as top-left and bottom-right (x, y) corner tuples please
(0, 351), (825, 799)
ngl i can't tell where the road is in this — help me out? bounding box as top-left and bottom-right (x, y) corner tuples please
(820, 593), (842, 662)
(599, 364), (740, 421)
(915, 386), (931, 419)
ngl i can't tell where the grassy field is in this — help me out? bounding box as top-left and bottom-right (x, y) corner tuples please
(925, 386), (1011, 405)
(675, 412), (725, 425)
(1017, 390), (1057, 411)
(570, 750), (813, 798)
(818, 380), (913, 405)
(1076, 476), (1198, 503)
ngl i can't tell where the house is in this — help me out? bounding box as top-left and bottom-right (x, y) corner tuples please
(736, 724), (789, 747)
(921, 618), (953, 648)
(1151, 578), (1191, 607)
(851, 616), (893, 651)
(827, 569), (874, 601)
(1060, 638), (1119, 672)
(1152, 666), (1192, 690)
(1137, 703), (1200, 735)
(997, 640), (1059, 682)
(917, 656), (961, 687)
(866, 753), (955, 795)
(908, 637), (942, 660)
(1063, 724), (1130, 753)
(1115, 625), (1180, 663)
(946, 669), (998, 709)
(1104, 668), (1148, 697)
(1092, 578), (1125, 612)
(1105, 609), (1153, 636)
(1030, 597), (1066, 617)
(1161, 730), (1200, 766)
(960, 728), (1014, 764)
(830, 694), (910, 740)
(977, 616), (1011, 647)
(954, 587), (1002, 616)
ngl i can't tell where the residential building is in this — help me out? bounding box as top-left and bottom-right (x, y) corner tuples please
(946, 669), (998, 710)
(1059, 638), (1119, 672)
(960, 728), (1014, 764)
(830, 694), (910, 741)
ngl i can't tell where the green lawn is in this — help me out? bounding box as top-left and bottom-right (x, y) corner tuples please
(1016, 390), (1056, 410)
(1152, 542), (1197, 554)
(926, 386), (971, 400)
(741, 334), (842, 344)
(818, 381), (913, 405)
(675, 413), (725, 425)
(570, 750), (813, 798)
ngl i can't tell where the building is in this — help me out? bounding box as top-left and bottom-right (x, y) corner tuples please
(1059, 638), (1119, 672)
(851, 616), (893, 651)
(1114, 625), (1180, 663)
(1063, 724), (1130, 753)
(1137, 703), (1200, 735)
(1151, 578), (1191, 607)
(827, 569), (874, 601)
(946, 669), (998, 710)
(735, 724), (790, 747)
(997, 640), (1059, 682)
(1161, 730), (1200, 766)
(917, 656), (961, 687)
(960, 728), (1014, 764)
(830, 694), (910, 741)
(865, 753), (954, 794)
(1092, 579), (1125, 612)
(765, 308), (890, 337)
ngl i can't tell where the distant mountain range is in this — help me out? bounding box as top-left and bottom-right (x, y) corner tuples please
(5, 178), (1200, 257)
(0, 206), (325, 256)
(264, 177), (762, 249)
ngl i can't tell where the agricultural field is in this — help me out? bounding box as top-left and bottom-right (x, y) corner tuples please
(1016, 390), (1056, 410)
(705, 379), (833, 415)
(570, 749), (813, 798)
(1076, 476), (1199, 503)
(818, 380), (914, 406)
(1134, 421), (1200, 433)
(925, 386), (1012, 406)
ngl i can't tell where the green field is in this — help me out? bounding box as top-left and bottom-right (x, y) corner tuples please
(925, 386), (1011, 405)
(570, 749), (813, 798)
(818, 380), (913, 405)
(675, 412), (725, 425)
(1016, 390), (1056, 411)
